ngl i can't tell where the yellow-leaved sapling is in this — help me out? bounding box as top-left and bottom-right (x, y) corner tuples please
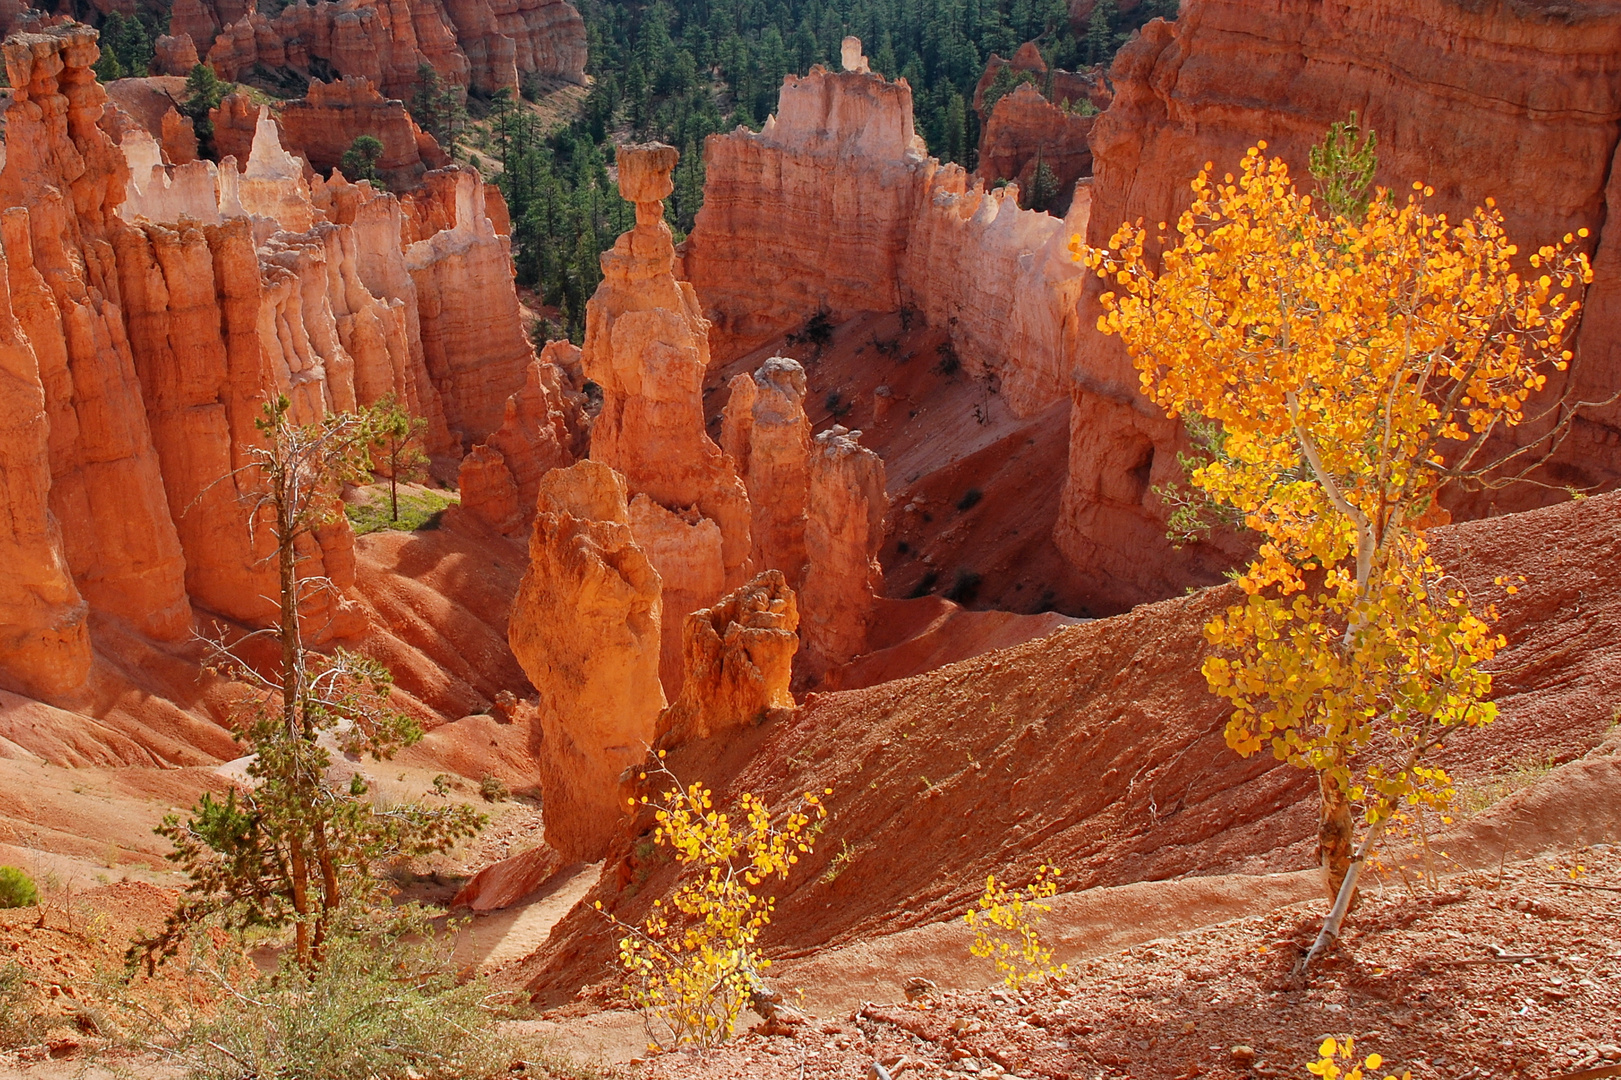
(1079, 114), (1596, 971)
(964, 864), (1067, 990)
(596, 753), (828, 1051)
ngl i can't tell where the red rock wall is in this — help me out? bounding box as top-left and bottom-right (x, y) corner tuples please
(975, 83), (1095, 214)
(684, 53), (1089, 418)
(1055, 0), (1621, 609)
(190, 0), (584, 101)
(277, 76), (449, 189)
(0, 27), (193, 648)
(683, 65), (931, 359)
(403, 167), (534, 444)
(0, 26), (537, 702)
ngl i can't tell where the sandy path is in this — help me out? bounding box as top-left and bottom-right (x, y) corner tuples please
(453, 860), (603, 973)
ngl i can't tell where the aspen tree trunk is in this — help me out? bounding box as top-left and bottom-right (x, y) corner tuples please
(1317, 771), (1358, 904)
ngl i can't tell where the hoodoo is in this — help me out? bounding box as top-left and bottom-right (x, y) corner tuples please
(507, 460), (665, 862)
(583, 141), (752, 694)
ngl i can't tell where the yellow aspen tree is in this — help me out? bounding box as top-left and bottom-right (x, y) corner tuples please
(1076, 137), (1592, 971)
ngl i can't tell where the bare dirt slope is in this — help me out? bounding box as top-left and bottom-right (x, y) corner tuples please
(519, 491), (1621, 1006)
(632, 842), (1621, 1080)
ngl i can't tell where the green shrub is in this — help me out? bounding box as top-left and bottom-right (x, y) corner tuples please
(165, 913), (524, 1080)
(479, 774), (510, 803)
(0, 866), (39, 909)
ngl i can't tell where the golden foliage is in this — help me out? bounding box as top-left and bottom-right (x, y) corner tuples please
(963, 865), (1067, 990)
(597, 757), (828, 1051)
(1077, 144), (1591, 825)
(1308, 1036), (1410, 1080)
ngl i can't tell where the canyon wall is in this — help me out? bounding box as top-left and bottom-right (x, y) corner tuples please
(683, 43), (1089, 419)
(689, 6), (1621, 613)
(0, 24), (535, 701)
(277, 77), (450, 189)
(1054, 0), (1621, 609)
(972, 43), (1108, 217)
(181, 0), (584, 100)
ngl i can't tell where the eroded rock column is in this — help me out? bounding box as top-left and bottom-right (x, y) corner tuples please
(656, 569), (799, 745)
(583, 142), (751, 695)
(801, 425), (887, 678)
(508, 460), (666, 861)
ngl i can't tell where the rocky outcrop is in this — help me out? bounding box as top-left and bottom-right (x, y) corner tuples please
(656, 569), (799, 744)
(972, 45), (1106, 217)
(440, 0), (586, 94)
(801, 425), (886, 677)
(0, 26), (534, 700)
(0, 26), (192, 646)
(1055, 0), (1621, 609)
(201, 0), (471, 102)
(152, 32), (199, 75)
(507, 460), (665, 861)
(0, 235), (91, 703)
(277, 77), (450, 189)
(102, 78), (200, 165)
(186, 0), (584, 102)
(976, 83), (1095, 214)
(683, 50), (930, 360)
(457, 340), (589, 532)
(404, 167), (534, 444)
(722, 357), (811, 586)
(684, 42), (1086, 417)
(207, 91), (260, 165)
(903, 169), (1091, 416)
(584, 142), (752, 694)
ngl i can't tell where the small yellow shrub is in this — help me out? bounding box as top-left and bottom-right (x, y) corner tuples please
(963, 864), (1067, 990)
(597, 757), (828, 1051)
(1308, 1036), (1410, 1080)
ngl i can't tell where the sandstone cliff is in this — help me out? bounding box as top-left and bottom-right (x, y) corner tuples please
(277, 77), (450, 189)
(0, 26), (193, 649)
(458, 339), (589, 533)
(722, 357), (811, 586)
(185, 0), (584, 101)
(683, 42), (1088, 418)
(801, 424), (886, 678)
(0, 24), (536, 701)
(972, 45), (1107, 217)
(975, 83), (1095, 214)
(507, 460), (665, 861)
(584, 142), (752, 694)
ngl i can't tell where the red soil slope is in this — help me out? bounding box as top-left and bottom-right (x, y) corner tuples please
(520, 491), (1621, 1005)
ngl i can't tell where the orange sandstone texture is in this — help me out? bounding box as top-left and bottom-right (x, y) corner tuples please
(190, 0), (584, 100)
(0, 26), (192, 646)
(276, 77), (450, 189)
(722, 357), (812, 587)
(683, 44), (1087, 417)
(0, 238), (91, 704)
(656, 569), (799, 745)
(584, 142), (752, 694)
(0, 25), (535, 704)
(507, 461), (666, 862)
(800, 425), (886, 678)
(458, 341), (589, 533)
